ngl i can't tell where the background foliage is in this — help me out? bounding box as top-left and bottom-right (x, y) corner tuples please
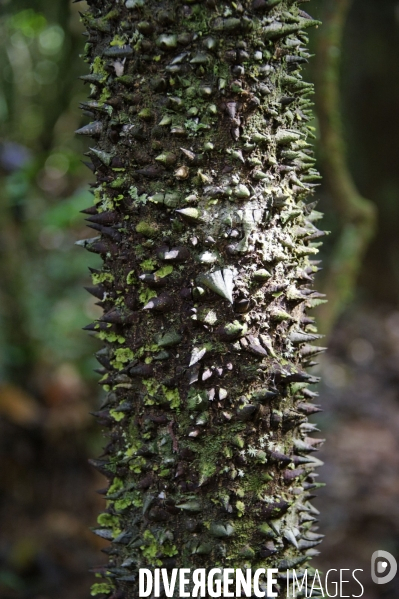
(0, 0), (398, 597)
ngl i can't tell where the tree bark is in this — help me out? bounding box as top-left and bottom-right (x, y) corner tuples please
(77, 1), (325, 597)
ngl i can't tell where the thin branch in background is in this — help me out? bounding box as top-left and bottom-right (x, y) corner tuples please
(315, 0), (377, 336)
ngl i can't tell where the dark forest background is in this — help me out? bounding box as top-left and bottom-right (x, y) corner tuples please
(0, 0), (399, 597)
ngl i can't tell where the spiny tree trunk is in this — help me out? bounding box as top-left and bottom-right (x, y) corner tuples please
(77, 1), (325, 597)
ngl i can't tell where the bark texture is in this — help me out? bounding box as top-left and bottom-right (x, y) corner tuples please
(77, 1), (325, 597)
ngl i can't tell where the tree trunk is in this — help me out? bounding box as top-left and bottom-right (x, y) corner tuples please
(315, 0), (376, 337)
(77, 1), (324, 597)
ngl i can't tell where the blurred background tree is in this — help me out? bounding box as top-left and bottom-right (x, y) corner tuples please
(0, 1), (105, 597)
(0, 0), (399, 598)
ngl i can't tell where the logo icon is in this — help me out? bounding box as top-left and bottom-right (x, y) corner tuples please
(371, 550), (397, 585)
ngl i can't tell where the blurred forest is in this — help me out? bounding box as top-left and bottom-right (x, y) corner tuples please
(0, 0), (399, 598)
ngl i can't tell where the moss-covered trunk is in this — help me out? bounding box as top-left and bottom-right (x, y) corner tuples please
(77, 0), (325, 597)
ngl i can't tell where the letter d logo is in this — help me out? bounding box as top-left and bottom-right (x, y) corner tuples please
(371, 550), (397, 585)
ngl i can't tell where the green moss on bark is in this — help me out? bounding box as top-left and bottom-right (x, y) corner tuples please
(78, 1), (325, 597)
